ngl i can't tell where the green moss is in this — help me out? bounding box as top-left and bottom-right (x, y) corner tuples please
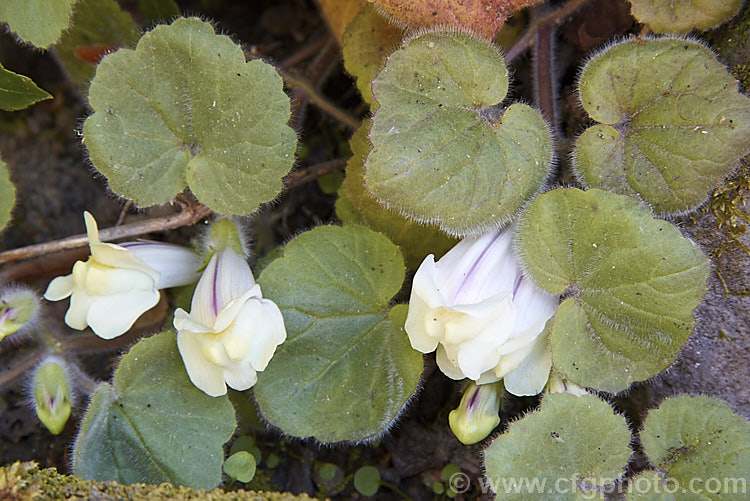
(0, 462), (313, 500)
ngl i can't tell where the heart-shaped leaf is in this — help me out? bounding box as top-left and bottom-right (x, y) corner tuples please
(366, 31), (553, 236)
(483, 394), (631, 499)
(639, 396), (750, 501)
(337, 120), (458, 269)
(73, 331), (236, 489)
(0, 62), (52, 111)
(83, 17), (297, 215)
(516, 188), (710, 393)
(0, 158), (15, 233)
(629, 0), (743, 34)
(0, 0), (76, 48)
(255, 225), (423, 443)
(574, 38), (750, 214)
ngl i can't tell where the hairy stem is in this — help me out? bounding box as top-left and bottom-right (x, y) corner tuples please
(506, 0), (591, 63)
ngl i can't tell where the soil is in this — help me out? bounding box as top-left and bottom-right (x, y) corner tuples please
(0, 1), (748, 500)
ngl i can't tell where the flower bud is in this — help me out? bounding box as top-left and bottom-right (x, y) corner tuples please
(32, 357), (72, 435)
(0, 286), (40, 340)
(449, 381), (503, 445)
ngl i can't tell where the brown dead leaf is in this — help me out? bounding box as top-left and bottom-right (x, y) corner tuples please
(372, 0), (540, 40)
(316, 0), (367, 44)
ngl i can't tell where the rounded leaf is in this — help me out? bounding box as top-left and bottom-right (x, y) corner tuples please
(223, 451), (256, 483)
(629, 0), (743, 34)
(574, 38), (750, 214)
(83, 17), (297, 215)
(640, 396), (750, 501)
(255, 225), (423, 443)
(73, 331), (236, 489)
(354, 466), (381, 497)
(625, 471), (678, 501)
(516, 188), (710, 393)
(0, 158), (15, 233)
(366, 31), (553, 236)
(337, 120), (458, 269)
(0, 0), (76, 48)
(483, 394), (631, 499)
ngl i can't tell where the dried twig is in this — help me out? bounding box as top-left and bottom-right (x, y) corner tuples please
(0, 198), (211, 266)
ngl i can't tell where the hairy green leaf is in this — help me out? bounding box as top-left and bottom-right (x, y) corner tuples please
(342, 4), (402, 106)
(53, 0), (140, 90)
(73, 331), (236, 489)
(0, 158), (15, 233)
(83, 17), (297, 214)
(337, 120), (458, 269)
(639, 396), (750, 501)
(366, 31), (553, 236)
(255, 225), (422, 443)
(0, 62), (52, 111)
(517, 188), (709, 393)
(484, 394), (631, 500)
(629, 0), (743, 34)
(0, 0), (76, 48)
(625, 471), (677, 501)
(574, 38), (750, 214)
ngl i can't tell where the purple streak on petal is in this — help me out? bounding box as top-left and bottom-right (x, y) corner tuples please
(211, 252), (221, 317)
(467, 386), (480, 411)
(512, 274), (523, 299)
(452, 231), (504, 301)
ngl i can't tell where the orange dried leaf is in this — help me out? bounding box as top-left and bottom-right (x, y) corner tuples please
(373, 0), (540, 40)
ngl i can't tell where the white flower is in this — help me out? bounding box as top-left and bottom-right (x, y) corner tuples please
(405, 226), (558, 396)
(44, 212), (201, 339)
(448, 381), (502, 445)
(173, 246), (286, 397)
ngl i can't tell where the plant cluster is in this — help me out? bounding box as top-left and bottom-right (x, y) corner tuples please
(0, 0), (748, 499)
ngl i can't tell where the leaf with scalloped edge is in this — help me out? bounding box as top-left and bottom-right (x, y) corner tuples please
(0, 0), (76, 48)
(53, 0), (140, 90)
(516, 188), (709, 393)
(83, 17), (297, 215)
(0, 62), (52, 111)
(639, 396), (750, 501)
(483, 394), (631, 499)
(342, 4), (403, 106)
(574, 38), (750, 214)
(629, 0), (743, 34)
(0, 158), (15, 233)
(255, 225), (422, 443)
(337, 120), (457, 269)
(372, 0), (539, 40)
(366, 31), (553, 237)
(73, 331), (236, 489)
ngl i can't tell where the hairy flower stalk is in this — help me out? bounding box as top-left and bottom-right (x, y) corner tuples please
(405, 225), (558, 396)
(173, 219), (286, 397)
(44, 212), (201, 339)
